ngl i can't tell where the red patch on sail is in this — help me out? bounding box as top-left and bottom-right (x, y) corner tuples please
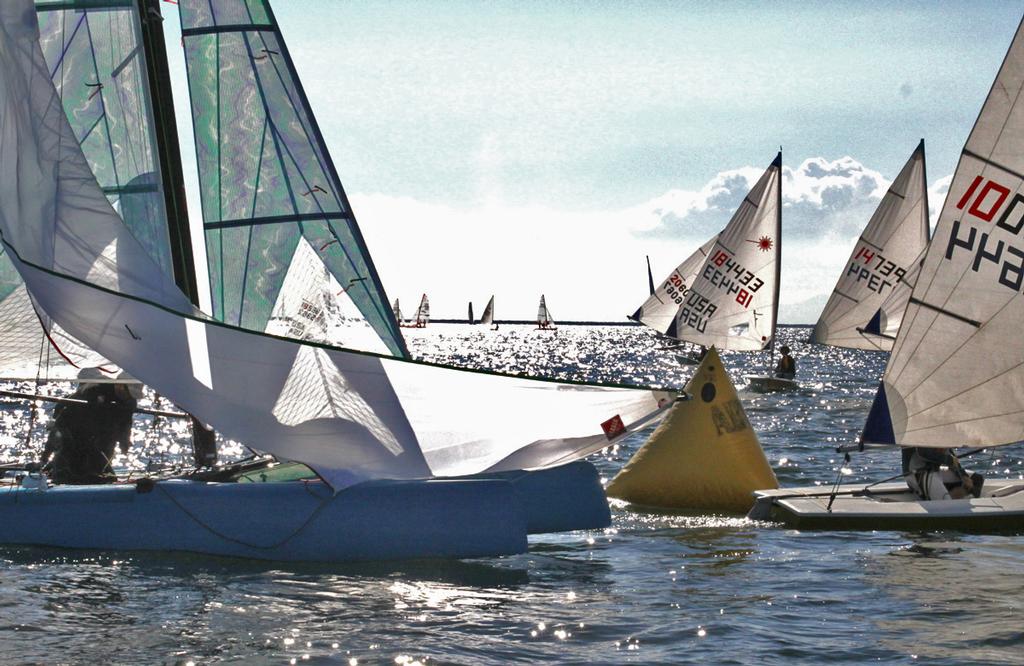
(601, 415), (626, 440)
(756, 236), (773, 251)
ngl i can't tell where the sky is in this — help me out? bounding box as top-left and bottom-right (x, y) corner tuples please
(161, 0), (1024, 323)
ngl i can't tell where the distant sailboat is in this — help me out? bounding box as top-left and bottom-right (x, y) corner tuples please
(468, 301), (474, 324)
(751, 16), (1024, 529)
(632, 154), (785, 384)
(392, 298), (404, 325)
(480, 295), (498, 330)
(536, 295), (557, 331)
(401, 294), (429, 328)
(811, 141), (931, 351)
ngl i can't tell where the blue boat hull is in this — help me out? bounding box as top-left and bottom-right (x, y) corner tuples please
(0, 461), (610, 561)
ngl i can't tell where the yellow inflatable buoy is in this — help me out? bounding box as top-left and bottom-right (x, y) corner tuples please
(606, 346), (778, 513)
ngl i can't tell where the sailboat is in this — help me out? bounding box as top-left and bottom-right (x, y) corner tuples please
(400, 293), (429, 328)
(536, 295), (557, 331)
(0, 0), (676, 560)
(392, 298), (404, 326)
(810, 141), (931, 351)
(480, 295), (497, 330)
(750, 16), (1024, 529)
(631, 154), (787, 387)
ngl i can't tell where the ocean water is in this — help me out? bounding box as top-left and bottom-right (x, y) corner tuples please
(1, 324), (1023, 665)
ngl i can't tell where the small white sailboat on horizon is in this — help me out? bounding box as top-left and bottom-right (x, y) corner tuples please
(400, 293), (429, 328)
(479, 295), (498, 330)
(811, 140), (932, 351)
(536, 294), (557, 331)
(751, 16), (1024, 530)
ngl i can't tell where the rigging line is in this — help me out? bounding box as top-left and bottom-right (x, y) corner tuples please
(46, 11), (86, 80)
(155, 481), (333, 550)
(84, 14), (124, 198)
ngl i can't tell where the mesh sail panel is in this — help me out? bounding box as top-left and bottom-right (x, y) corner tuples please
(36, 0), (173, 277)
(179, 0), (406, 357)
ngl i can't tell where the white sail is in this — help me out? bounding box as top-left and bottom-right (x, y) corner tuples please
(392, 298), (403, 324)
(537, 295), (556, 329)
(664, 154), (782, 351)
(480, 295), (495, 326)
(414, 294), (429, 327)
(0, 0), (672, 488)
(812, 142), (930, 350)
(864, 246), (926, 343)
(862, 17), (1024, 448)
(631, 235), (718, 334)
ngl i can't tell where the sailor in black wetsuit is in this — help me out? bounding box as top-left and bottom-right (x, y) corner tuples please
(902, 447), (983, 500)
(41, 373), (138, 485)
(774, 345), (796, 379)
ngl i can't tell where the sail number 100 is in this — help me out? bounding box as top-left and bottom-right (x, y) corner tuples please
(947, 175), (1024, 292)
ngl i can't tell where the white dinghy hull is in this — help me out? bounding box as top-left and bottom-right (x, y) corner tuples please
(748, 479), (1024, 532)
(743, 375), (799, 393)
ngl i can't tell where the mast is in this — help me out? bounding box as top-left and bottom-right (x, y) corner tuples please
(770, 150), (782, 369)
(137, 0), (199, 305)
(137, 0), (215, 465)
(918, 139), (930, 243)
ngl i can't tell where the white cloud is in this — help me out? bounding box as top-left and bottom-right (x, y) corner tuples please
(353, 157), (951, 324)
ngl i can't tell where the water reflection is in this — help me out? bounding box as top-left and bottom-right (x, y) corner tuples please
(865, 536), (1024, 663)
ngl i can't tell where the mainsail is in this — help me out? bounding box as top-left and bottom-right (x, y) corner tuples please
(480, 295), (495, 326)
(811, 141), (931, 350)
(392, 298), (403, 324)
(862, 17), (1024, 448)
(0, 0), (672, 489)
(637, 154), (782, 351)
(178, 1), (405, 357)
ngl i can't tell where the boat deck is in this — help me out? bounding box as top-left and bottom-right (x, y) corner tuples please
(749, 479), (1024, 531)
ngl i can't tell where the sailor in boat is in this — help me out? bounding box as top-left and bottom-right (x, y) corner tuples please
(902, 447), (984, 501)
(40, 369), (140, 485)
(774, 345), (796, 379)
